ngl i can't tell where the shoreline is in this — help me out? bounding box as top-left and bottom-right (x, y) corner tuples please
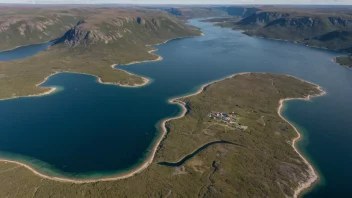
(0, 72), (251, 183)
(0, 69), (151, 101)
(0, 33), (205, 182)
(0, 39), (54, 53)
(332, 57), (352, 69)
(0, 72), (59, 101)
(166, 72), (326, 198)
(277, 80), (326, 198)
(0, 72), (326, 191)
(0, 33), (204, 101)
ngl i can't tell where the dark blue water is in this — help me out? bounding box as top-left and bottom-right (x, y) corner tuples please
(0, 19), (351, 196)
(0, 41), (53, 61)
(158, 141), (242, 167)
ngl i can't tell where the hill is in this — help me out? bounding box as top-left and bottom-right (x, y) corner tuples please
(0, 6), (82, 51)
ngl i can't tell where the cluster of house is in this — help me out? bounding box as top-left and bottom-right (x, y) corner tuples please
(208, 112), (237, 123)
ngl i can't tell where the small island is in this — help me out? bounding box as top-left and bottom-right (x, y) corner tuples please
(0, 73), (324, 198)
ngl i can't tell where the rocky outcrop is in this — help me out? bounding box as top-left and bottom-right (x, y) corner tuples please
(54, 15), (199, 48)
(328, 17), (352, 28)
(54, 20), (93, 47)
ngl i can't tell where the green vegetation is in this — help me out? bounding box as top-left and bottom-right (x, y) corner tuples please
(0, 73), (322, 197)
(0, 7), (201, 99)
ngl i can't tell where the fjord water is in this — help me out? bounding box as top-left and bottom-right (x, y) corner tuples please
(0, 19), (351, 196)
(0, 41), (53, 61)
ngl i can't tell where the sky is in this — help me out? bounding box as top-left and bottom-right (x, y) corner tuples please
(0, 0), (351, 5)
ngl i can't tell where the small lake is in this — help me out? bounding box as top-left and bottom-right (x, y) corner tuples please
(0, 19), (351, 197)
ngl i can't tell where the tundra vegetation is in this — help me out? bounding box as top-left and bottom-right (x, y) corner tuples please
(0, 6), (201, 99)
(0, 5), (329, 198)
(0, 73), (322, 198)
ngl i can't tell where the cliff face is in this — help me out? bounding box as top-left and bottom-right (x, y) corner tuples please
(54, 20), (91, 47)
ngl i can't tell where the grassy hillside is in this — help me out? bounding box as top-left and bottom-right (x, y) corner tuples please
(0, 73), (322, 197)
(0, 6), (201, 99)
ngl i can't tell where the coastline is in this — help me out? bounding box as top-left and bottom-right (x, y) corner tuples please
(0, 33), (204, 101)
(0, 33), (204, 182)
(0, 39), (54, 53)
(0, 71), (326, 192)
(165, 72), (326, 198)
(0, 72), (59, 101)
(0, 72), (250, 183)
(277, 81), (326, 198)
(0, 69), (150, 101)
(332, 57), (352, 69)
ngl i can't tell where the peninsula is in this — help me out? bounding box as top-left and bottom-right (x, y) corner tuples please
(0, 6), (201, 99)
(0, 73), (324, 198)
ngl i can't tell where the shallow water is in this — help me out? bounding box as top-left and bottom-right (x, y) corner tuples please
(0, 19), (351, 196)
